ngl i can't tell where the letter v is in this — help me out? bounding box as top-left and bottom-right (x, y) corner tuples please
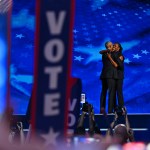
(69, 99), (77, 111)
(46, 11), (66, 35)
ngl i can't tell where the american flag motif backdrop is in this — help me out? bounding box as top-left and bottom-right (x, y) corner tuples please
(72, 0), (150, 113)
(9, 0), (150, 114)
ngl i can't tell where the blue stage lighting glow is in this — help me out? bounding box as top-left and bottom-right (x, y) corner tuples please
(9, 0), (150, 114)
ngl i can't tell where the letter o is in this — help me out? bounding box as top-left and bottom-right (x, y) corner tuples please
(44, 39), (64, 63)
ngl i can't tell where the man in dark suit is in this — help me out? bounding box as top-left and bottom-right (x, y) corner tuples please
(99, 41), (118, 113)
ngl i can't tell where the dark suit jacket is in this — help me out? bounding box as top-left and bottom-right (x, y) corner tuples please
(100, 53), (118, 79)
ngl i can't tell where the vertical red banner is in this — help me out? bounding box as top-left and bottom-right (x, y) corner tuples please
(31, 0), (77, 144)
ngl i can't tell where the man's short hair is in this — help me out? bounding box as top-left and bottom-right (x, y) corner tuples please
(105, 41), (111, 48)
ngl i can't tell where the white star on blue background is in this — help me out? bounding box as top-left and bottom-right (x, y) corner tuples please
(133, 54), (141, 59)
(74, 56), (84, 61)
(16, 34), (24, 39)
(141, 50), (149, 55)
(124, 58), (131, 64)
(117, 24), (122, 27)
(41, 128), (60, 146)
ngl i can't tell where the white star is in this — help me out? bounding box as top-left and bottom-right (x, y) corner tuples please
(124, 58), (131, 64)
(73, 29), (79, 34)
(74, 47), (80, 52)
(114, 11), (118, 13)
(139, 17), (142, 19)
(141, 50), (149, 55)
(133, 54), (141, 59)
(108, 12), (112, 15)
(73, 39), (140, 65)
(102, 14), (106, 17)
(117, 24), (122, 27)
(74, 56), (84, 61)
(134, 13), (138, 16)
(16, 34), (24, 39)
(41, 128), (60, 146)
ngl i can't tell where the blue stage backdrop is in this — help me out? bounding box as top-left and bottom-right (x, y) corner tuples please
(10, 0), (35, 114)
(0, 14), (7, 114)
(10, 0), (150, 114)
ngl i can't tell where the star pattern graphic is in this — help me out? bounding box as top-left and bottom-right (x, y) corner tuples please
(102, 14), (106, 17)
(16, 34), (25, 39)
(117, 24), (122, 27)
(141, 50), (149, 55)
(74, 56), (84, 61)
(73, 29), (79, 34)
(124, 58), (131, 64)
(133, 54), (142, 59)
(7, 0), (150, 114)
(41, 128), (60, 146)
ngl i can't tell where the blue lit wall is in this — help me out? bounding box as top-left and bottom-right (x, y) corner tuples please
(10, 0), (150, 114)
(0, 14), (7, 114)
(72, 0), (150, 113)
(10, 0), (35, 114)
